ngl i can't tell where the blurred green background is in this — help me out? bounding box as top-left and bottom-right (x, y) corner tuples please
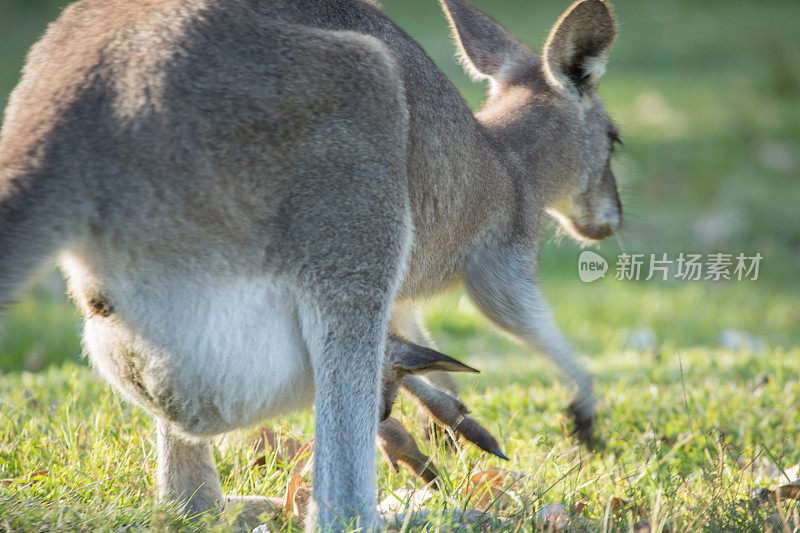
(1, 0), (798, 371)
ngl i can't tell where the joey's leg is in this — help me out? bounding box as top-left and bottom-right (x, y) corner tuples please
(379, 337), (506, 483)
(391, 307), (503, 455)
(391, 306), (461, 451)
(378, 417), (438, 485)
(392, 305), (459, 396)
(156, 419), (223, 518)
(465, 244), (596, 446)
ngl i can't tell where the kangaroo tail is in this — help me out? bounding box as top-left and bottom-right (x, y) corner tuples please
(0, 156), (72, 310)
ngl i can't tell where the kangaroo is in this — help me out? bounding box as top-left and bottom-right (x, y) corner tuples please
(0, 0), (621, 530)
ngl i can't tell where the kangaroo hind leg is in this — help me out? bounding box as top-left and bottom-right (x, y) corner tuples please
(156, 420), (279, 528)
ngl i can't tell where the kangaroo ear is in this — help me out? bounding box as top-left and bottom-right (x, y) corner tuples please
(439, 0), (532, 83)
(543, 0), (617, 96)
(387, 335), (479, 375)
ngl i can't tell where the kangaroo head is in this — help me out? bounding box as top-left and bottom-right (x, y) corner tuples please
(441, 0), (621, 241)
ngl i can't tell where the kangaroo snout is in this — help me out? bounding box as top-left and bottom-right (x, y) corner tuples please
(580, 195), (622, 241)
(573, 207), (621, 241)
(549, 187), (622, 242)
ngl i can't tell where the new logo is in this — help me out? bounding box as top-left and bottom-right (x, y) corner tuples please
(578, 251), (608, 282)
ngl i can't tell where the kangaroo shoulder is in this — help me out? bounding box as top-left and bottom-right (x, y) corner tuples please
(281, 27), (407, 119)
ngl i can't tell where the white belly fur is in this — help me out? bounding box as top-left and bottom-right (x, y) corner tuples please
(62, 251), (315, 437)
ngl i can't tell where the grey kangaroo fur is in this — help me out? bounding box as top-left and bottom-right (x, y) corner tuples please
(0, 0), (621, 530)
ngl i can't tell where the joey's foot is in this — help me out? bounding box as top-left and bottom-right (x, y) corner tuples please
(224, 495), (282, 531)
(567, 399), (596, 449)
(453, 415), (509, 460)
(379, 417), (439, 486)
(424, 415), (508, 461)
(423, 416), (457, 450)
(403, 377), (508, 461)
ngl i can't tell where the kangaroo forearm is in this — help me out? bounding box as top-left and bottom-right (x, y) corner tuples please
(464, 244), (594, 397)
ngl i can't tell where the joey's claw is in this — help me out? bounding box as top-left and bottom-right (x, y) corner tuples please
(453, 415), (506, 459)
(378, 417), (439, 487)
(568, 399), (596, 449)
(489, 448), (509, 461)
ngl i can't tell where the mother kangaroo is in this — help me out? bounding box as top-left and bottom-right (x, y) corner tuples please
(0, 0), (621, 529)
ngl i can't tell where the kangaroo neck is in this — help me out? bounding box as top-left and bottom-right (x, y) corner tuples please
(399, 100), (516, 300)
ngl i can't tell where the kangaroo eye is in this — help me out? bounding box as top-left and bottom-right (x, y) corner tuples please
(608, 131), (622, 152)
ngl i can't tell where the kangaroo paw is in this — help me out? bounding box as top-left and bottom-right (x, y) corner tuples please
(568, 398), (596, 449)
(378, 417), (439, 486)
(223, 495), (282, 531)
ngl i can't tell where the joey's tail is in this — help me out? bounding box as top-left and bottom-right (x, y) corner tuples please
(0, 156), (74, 310)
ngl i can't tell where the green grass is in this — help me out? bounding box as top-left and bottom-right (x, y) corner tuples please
(1, 0), (800, 530)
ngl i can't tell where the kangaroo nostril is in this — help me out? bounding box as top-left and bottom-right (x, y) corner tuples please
(596, 208), (620, 231)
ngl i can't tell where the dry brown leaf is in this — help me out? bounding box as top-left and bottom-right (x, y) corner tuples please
(281, 473), (313, 524)
(777, 479), (800, 501)
(216, 427), (309, 468)
(250, 428), (307, 468)
(284, 474), (305, 514)
(572, 501), (589, 514)
(0, 469), (49, 486)
(463, 468), (522, 510)
(610, 497), (646, 518)
(610, 497), (630, 512)
(292, 487), (312, 522)
(754, 477), (800, 503)
(290, 441), (314, 475)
